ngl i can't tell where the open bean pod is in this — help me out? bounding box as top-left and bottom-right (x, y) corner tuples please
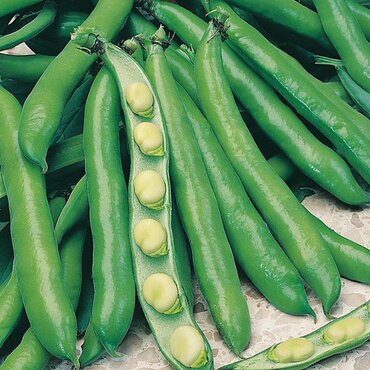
(221, 301), (370, 369)
(85, 37), (213, 370)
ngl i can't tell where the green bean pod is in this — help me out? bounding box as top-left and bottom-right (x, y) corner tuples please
(54, 183), (105, 366)
(26, 9), (89, 55)
(79, 323), (105, 367)
(39, 9), (89, 42)
(209, 0), (370, 184)
(0, 223), (87, 370)
(76, 236), (93, 334)
(308, 73), (369, 139)
(125, 11), (198, 105)
(195, 19), (341, 317)
(0, 135), (85, 223)
(313, 0), (370, 93)
(178, 85), (314, 317)
(77, 242), (105, 367)
(311, 216), (370, 285)
(55, 175), (88, 244)
(225, 0), (335, 53)
(19, 0), (134, 172)
(317, 57), (370, 118)
(52, 73), (95, 144)
(221, 301), (370, 369)
(144, 0), (370, 203)
(0, 196), (64, 357)
(140, 29), (250, 354)
(324, 81), (354, 106)
(166, 48), (198, 106)
(42, 133), (85, 190)
(301, 0), (370, 38)
(84, 36), (214, 367)
(0, 54), (52, 83)
(0, 269), (23, 348)
(268, 154), (370, 285)
(346, 0), (370, 37)
(0, 224), (13, 285)
(0, 86), (77, 364)
(121, 37), (196, 310)
(0, 1), (57, 51)
(334, 67), (370, 118)
(0, 0), (43, 17)
(84, 67), (135, 355)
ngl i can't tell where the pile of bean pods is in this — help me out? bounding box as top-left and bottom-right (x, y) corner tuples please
(0, 0), (369, 369)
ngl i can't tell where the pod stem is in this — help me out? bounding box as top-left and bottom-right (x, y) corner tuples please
(71, 31), (105, 56)
(177, 44), (196, 64)
(206, 10), (230, 42)
(150, 25), (173, 50)
(315, 55), (344, 69)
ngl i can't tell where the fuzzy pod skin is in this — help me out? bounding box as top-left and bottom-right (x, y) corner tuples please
(0, 0), (42, 17)
(210, 0), (370, 185)
(268, 154), (370, 285)
(0, 86), (78, 364)
(220, 301), (370, 369)
(313, 0), (370, 93)
(0, 223), (87, 370)
(144, 35), (250, 355)
(91, 38), (213, 367)
(145, 0), (370, 204)
(19, 0), (134, 172)
(195, 20), (341, 317)
(84, 68), (135, 355)
(0, 1), (57, 51)
(178, 85), (314, 318)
